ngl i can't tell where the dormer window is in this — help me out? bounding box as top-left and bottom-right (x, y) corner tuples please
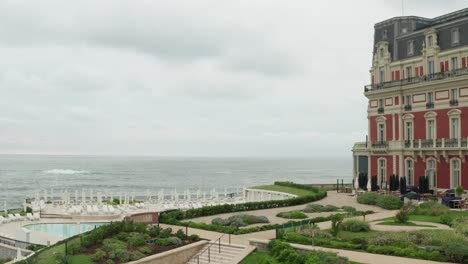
(381, 30), (387, 40)
(428, 36), (433, 47)
(407, 40), (414, 55)
(451, 28), (460, 45)
(402, 27), (408, 34)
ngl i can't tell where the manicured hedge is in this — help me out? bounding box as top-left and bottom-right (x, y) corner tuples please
(357, 192), (403, 210)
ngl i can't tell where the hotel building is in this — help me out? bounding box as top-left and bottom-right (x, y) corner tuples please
(352, 8), (468, 191)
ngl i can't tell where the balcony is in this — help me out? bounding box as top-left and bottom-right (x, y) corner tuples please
(404, 104), (412, 111)
(364, 68), (468, 92)
(404, 138), (468, 149)
(377, 107), (384, 114)
(352, 142), (368, 152)
(426, 102), (434, 109)
(450, 99), (459, 106)
(371, 141), (388, 152)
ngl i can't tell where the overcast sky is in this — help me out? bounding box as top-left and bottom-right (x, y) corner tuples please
(0, 0), (467, 158)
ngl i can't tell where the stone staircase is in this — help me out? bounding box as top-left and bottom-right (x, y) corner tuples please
(187, 242), (254, 264)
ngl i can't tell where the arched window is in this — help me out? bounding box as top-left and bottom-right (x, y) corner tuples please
(424, 112), (437, 141)
(405, 158), (414, 185)
(451, 158), (461, 188)
(376, 116), (387, 142)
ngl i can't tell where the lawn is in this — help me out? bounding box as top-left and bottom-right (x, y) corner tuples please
(69, 255), (94, 264)
(252, 185), (313, 197)
(376, 221), (436, 227)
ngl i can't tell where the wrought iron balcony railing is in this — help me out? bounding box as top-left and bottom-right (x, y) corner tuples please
(403, 138), (468, 149)
(377, 107), (384, 114)
(449, 99), (459, 106)
(426, 102), (434, 109)
(364, 68), (468, 92)
(404, 104), (412, 111)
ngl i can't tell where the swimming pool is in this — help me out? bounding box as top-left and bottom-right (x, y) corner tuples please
(24, 222), (108, 238)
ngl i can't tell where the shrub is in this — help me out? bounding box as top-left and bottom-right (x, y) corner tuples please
(102, 239), (127, 252)
(138, 246), (152, 254)
(116, 232), (129, 241)
(92, 250), (107, 262)
(330, 214), (344, 237)
(341, 206), (356, 213)
(189, 234), (200, 241)
(128, 235), (146, 247)
(356, 192), (379, 205)
(106, 260), (115, 264)
(212, 217), (230, 226)
(159, 228), (172, 238)
(340, 220), (370, 232)
(67, 241), (82, 255)
(131, 251), (146, 261)
(168, 237), (183, 246)
(115, 249), (132, 262)
(156, 238), (170, 246)
(443, 242), (468, 263)
(375, 195), (403, 210)
(147, 226), (160, 237)
(303, 204), (340, 213)
(415, 201), (449, 216)
(395, 210), (410, 223)
(276, 211), (308, 219)
(108, 251), (115, 259)
(440, 214), (454, 226)
(453, 217), (468, 237)
(456, 185), (464, 197)
(176, 229), (186, 240)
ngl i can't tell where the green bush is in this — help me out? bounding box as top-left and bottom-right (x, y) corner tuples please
(102, 239), (127, 252)
(395, 210), (410, 223)
(356, 192), (379, 205)
(147, 226), (160, 237)
(415, 201), (449, 216)
(160, 228), (172, 238)
(168, 237), (183, 246)
(128, 235), (146, 247)
(456, 185), (464, 197)
(341, 206), (356, 213)
(108, 251), (115, 259)
(303, 204), (340, 213)
(176, 229), (186, 240)
(156, 238), (170, 246)
(116, 232), (129, 241)
(212, 217), (230, 226)
(443, 242), (468, 263)
(276, 211), (308, 219)
(67, 241), (82, 255)
(340, 220), (370, 232)
(211, 214), (270, 227)
(453, 217), (468, 237)
(106, 260), (115, 264)
(189, 234), (200, 241)
(115, 249), (132, 262)
(131, 251), (146, 261)
(138, 246), (152, 254)
(375, 195), (403, 210)
(92, 250), (107, 262)
(440, 214), (454, 226)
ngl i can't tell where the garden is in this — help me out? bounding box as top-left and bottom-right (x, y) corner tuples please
(17, 221), (200, 264)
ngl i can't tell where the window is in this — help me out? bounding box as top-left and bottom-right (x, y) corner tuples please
(428, 36), (433, 47)
(451, 88), (458, 100)
(451, 159), (461, 188)
(428, 56), (435, 77)
(378, 123), (385, 142)
(427, 120), (435, 140)
(405, 95), (412, 106)
(380, 48), (384, 58)
(379, 159), (386, 186)
(382, 30), (387, 40)
(378, 99), (383, 109)
(428, 92), (433, 103)
(406, 66), (413, 80)
(402, 27), (408, 34)
(451, 117), (459, 139)
(407, 40), (414, 55)
(451, 57), (459, 71)
(406, 159), (414, 185)
(379, 67), (385, 83)
(427, 159), (436, 190)
(451, 28), (460, 45)
(406, 121), (413, 141)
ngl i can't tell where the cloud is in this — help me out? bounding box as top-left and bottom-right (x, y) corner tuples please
(0, 0), (466, 157)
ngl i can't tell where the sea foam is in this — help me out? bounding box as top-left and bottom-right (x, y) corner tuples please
(43, 169), (90, 175)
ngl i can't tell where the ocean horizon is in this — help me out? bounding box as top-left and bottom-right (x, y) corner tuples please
(0, 154), (351, 208)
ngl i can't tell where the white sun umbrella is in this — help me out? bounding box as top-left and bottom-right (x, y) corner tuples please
(74, 190), (78, 204)
(119, 194), (122, 205)
(224, 187), (228, 198)
(187, 189), (191, 201)
(90, 189), (94, 203)
(4, 201), (7, 218)
(97, 192), (102, 204)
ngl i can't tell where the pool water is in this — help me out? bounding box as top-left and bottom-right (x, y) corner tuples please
(24, 222), (108, 238)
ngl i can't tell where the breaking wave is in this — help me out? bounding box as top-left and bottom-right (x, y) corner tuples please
(43, 169), (91, 175)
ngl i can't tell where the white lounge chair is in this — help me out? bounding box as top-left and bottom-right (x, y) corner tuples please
(14, 214), (24, 221)
(32, 213), (40, 220)
(26, 213), (35, 221)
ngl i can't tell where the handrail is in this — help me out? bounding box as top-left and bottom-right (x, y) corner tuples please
(194, 233), (227, 264)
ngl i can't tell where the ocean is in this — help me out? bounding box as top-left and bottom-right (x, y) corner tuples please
(0, 155), (351, 208)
